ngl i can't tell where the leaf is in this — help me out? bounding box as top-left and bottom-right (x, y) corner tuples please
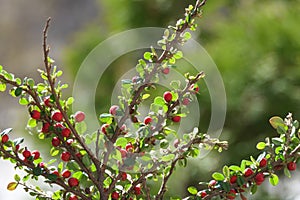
(14, 174), (20, 182)
(223, 165), (230, 178)
(66, 97), (74, 105)
(229, 165), (241, 172)
(250, 184), (257, 195)
(115, 137), (128, 148)
(142, 93), (150, 100)
(212, 172), (225, 181)
(56, 70), (63, 77)
(183, 32), (192, 40)
(7, 182), (18, 191)
(0, 83), (7, 92)
(170, 80), (181, 90)
(284, 167), (291, 178)
(219, 181), (230, 192)
(269, 174), (279, 186)
(75, 121), (87, 134)
(161, 154), (175, 162)
(99, 113), (113, 124)
(269, 116), (284, 129)
(27, 118), (37, 128)
(154, 96), (165, 106)
(144, 52), (152, 60)
(187, 186), (198, 195)
(256, 142), (266, 150)
(173, 51), (183, 59)
(14, 87), (22, 96)
(19, 98), (29, 105)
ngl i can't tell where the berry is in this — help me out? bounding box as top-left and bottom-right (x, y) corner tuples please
(173, 138), (180, 148)
(101, 124), (110, 134)
(52, 170), (60, 177)
(44, 96), (52, 107)
(259, 158), (267, 168)
(287, 162), (297, 171)
(172, 116), (181, 123)
(255, 173), (264, 185)
(230, 175), (237, 184)
(208, 180), (217, 188)
(121, 172), (127, 181)
(39, 162), (45, 168)
(244, 168), (254, 177)
(69, 195), (78, 200)
(199, 191), (207, 198)
(74, 111), (85, 122)
(22, 149), (31, 158)
(227, 189), (236, 199)
(119, 149), (127, 158)
(68, 177), (79, 187)
(62, 169), (71, 178)
(66, 139), (74, 145)
(32, 150), (40, 160)
(1, 134), (9, 143)
(62, 128), (71, 138)
(52, 137), (61, 147)
(42, 123), (51, 133)
(190, 84), (199, 93)
(75, 152), (82, 159)
(31, 110), (41, 120)
(126, 143), (133, 152)
(144, 116), (152, 125)
(163, 91), (172, 103)
(61, 151), (71, 162)
(109, 105), (119, 116)
(182, 98), (190, 106)
(134, 186), (141, 195)
(52, 111), (63, 122)
(111, 191), (119, 200)
(162, 67), (170, 74)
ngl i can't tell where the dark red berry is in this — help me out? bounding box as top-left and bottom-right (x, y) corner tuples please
(1, 134), (9, 143)
(44, 96), (52, 107)
(52, 111), (63, 122)
(199, 191), (207, 198)
(52, 170), (60, 177)
(111, 191), (119, 200)
(255, 173), (264, 185)
(144, 116), (152, 125)
(259, 158), (267, 168)
(230, 175), (237, 184)
(172, 116), (181, 123)
(134, 186), (141, 195)
(32, 150), (40, 160)
(227, 189), (236, 199)
(121, 172), (127, 181)
(69, 195), (78, 200)
(68, 177), (79, 187)
(208, 180), (217, 188)
(52, 137), (61, 147)
(125, 143), (133, 152)
(31, 110), (41, 120)
(287, 162), (297, 171)
(22, 149), (31, 158)
(244, 168), (254, 177)
(62, 169), (71, 178)
(62, 128), (71, 138)
(163, 91), (172, 103)
(101, 124), (110, 134)
(42, 123), (51, 133)
(61, 151), (71, 162)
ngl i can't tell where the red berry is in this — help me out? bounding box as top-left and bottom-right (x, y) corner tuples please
(199, 191), (207, 198)
(66, 139), (74, 146)
(39, 162), (45, 168)
(61, 151), (71, 162)
(111, 191), (119, 200)
(230, 175), (237, 184)
(182, 98), (190, 106)
(227, 189), (236, 199)
(259, 158), (267, 168)
(42, 123), (51, 133)
(121, 172), (127, 181)
(162, 67), (170, 74)
(74, 111), (85, 122)
(173, 139), (180, 148)
(119, 149), (127, 158)
(190, 84), (199, 93)
(1, 134), (9, 143)
(287, 162), (297, 171)
(101, 124), (110, 134)
(52, 170), (60, 177)
(172, 116), (181, 123)
(109, 105), (119, 116)
(255, 172), (265, 185)
(52, 111), (63, 122)
(68, 177), (79, 187)
(32, 150), (40, 160)
(44, 96), (52, 107)
(15, 144), (20, 151)
(244, 168), (254, 177)
(62, 128), (71, 138)
(134, 186), (141, 195)
(75, 152), (82, 159)
(23, 149), (31, 158)
(126, 143), (133, 152)
(144, 116), (152, 125)
(208, 180), (217, 188)
(31, 110), (41, 120)
(163, 91), (173, 103)
(69, 195), (78, 200)
(62, 169), (71, 178)
(52, 137), (61, 147)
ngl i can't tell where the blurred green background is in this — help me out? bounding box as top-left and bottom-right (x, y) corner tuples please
(1, 0), (300, 199)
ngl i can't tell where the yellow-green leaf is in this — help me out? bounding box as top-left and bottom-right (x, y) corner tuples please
(269, 116), (284, 129)
(7, 182), (18, 191)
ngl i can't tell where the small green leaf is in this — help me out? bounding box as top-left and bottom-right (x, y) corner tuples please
(142, 94), (150, 100)
(99, 113), (113, 124)
(115, 137), (128, 148)
(183, 32), (192, 40)
(19, 98), (29, 105)
(173, 51), (183, 59)
(219, 181), (230, 192)
(27, 118), (37, 128)
(66, 97), (74, 105)
(229, 165), (241, 172)
(14, 87), (22, 96)
(284, 167), (291, 178)
(56, 70), (63, 77)
(161, 154), (175, 162)
(0, 83), (6, 92)
(75, 121), (87, 134)
(256, 142), (266, 150)
(223, 165), (230, 178)
(269, 116), (284, 129)
(14, 174), (20, 182)
(144, 52), (152, 60)
(33, 167), (42, 176)
(269, 174), (279, 186)
(250, 184), (257, 195)
(212, 172), (225, 181)
(187, 186), (197, 195)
